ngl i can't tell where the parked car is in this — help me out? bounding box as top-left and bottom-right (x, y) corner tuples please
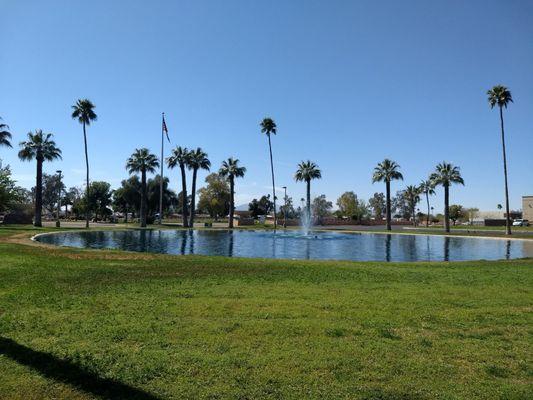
(512, 219), (530, 227)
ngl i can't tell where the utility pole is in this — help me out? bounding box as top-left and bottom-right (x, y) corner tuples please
(56, 170), (62, 228)
(282, 186), (287, 228)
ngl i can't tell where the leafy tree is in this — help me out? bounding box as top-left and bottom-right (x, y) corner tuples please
(295, 160), (322, 222)
(249, 195), (273, 218)
(430, 162), (464, 232)
(260, 117), (278, 229)
(403, 185), (421, 226)
(71, 99), (97, 228)
(466, 207), (479, 224)
(449, 204), (465, 226)
(219, 157), (246, 228)
(0, 164), (26, 212)
(41, 173), (65, 215)
(487, 85), (513, 235)
(336, 191), (370, 221)
(67, 187), (85, 220)
(197, 173), (230, 219)
(312, 195), (332, 222)
(187, 147), (210, 226)
(86, 181), (113, 221)
(18, 130), (62, 226)
(368, 192), (386, 220)
(419, 179), (436, 226)
(280, 196), (296, 219)
(112, 177), (141, 222)
(126, 148), (159, 227)
(146, 175), (178, 217)
(391, 191), (410, 220)
(166, 146), (190, 227)
(372, 159), (403, 230)
(0, 117), (12, 150)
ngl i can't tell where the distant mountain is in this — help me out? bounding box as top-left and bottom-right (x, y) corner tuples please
(235, 203), (249, 211)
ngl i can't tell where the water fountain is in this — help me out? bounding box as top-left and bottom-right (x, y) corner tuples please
(300, 207), (312, 235)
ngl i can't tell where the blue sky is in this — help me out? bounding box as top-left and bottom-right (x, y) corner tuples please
(1, 0), (532, 212)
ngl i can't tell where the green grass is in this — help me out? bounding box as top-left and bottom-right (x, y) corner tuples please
(0, 226), (532, 399)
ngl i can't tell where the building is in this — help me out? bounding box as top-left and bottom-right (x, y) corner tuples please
(523, 196), (533, 221)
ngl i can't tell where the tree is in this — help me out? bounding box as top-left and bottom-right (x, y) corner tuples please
(403, 185), (421, 226)
(260, 117), (278, 229)
(336, 191), (369, 221)
(112, 177), (141, 222)
(249, 195), (273, 218)
(126, 148), (159, 227)
(187, 147), (210, 226)
(372, 159), (403, 230)
(166, 146), (190, 227)
(219, 157), (246, 228)
(295, 160), (322, 222)
(449, 205), (465, 226)
(175, 191), (192, 217)
(466, 207), (479, 225)
(419, 179), (436, 226)
(71, 99), (97, 228)
(18, 130), (62, 227)
(67, 187), (85, 220)
(488, 85), (513, 235)
(280, 196), (296, 219)
(0, 163), (26, 212)
(430, 162), (464, 233)
(368, 192), (386, 220)
(0, 117), (12, 150)
(312, 195), (332, 222)
(41, 173), (65, 215)
(146, 175), (177, 217)
(86, 181), (113, 221)
(197, 173), (230, 219)
(391, 191), (410, 220)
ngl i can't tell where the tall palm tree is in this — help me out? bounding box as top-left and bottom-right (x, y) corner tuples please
(403, 185), (421, 226)
(71, 99), (97, 228)
(294, 160), (322, 222)
(187, 147), (210, 227)
(430, 162), (464, 233)
(0, 117), (12, 149)
(372, 159), (403, 231)
(488, 85), (513, 235)
(260, 118), (278, 229)
(419, 179), (435, 227)
(219, 157), (246, 228)
(18, 130), (62, 227)
(167, 146), (191, 227)
(126, 148), (159, 228)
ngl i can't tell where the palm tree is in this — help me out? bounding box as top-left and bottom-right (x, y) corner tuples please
(260, 117), (278, 229)
(419, 179), (435, 226)
(18, 130), (62, 227)
(0, 117), (12, 149)
(167, 146), (191, 227)
(219, 158), (246, 228)
(126, 148), (159, 228)
(187, 147), (210, 227)
(372, 159), (403, 231)
(403, 185), (421, 226)
(294, 160), (322, 222)
(488, 85), (513, 235)
(430, 162), (464, 233)
(71, 99), (97, 228)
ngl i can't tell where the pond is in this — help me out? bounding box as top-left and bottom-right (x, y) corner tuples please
(34, 229), (533, 262)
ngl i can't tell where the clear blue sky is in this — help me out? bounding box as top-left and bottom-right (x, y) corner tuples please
(1, 0), (532, 212)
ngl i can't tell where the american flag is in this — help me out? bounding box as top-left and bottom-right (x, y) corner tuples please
(162, 114), (169, 142)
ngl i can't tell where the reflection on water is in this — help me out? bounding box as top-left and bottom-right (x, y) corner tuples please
(36, 230), (533, 262)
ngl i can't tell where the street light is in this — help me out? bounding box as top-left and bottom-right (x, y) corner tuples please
(56, 170), (62, 228)
(282, 186), (287, 228)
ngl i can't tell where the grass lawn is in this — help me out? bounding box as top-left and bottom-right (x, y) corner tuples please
(0, 226), (532, 399)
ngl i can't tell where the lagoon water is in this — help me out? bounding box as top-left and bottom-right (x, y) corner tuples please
(35, 229), (533, 262)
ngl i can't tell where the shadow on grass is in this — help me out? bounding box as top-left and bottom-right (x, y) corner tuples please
(0, 337), (162, 400)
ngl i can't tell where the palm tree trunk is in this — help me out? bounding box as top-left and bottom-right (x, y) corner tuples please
(444, 185), (450, 233)
(267, 134), (277, 230)
(189, 168), (197, 227)
(124, 206), (128, 223)
(499, 106), (512, 235)
(34, 158), (43, 227)
(229, 176), (235, 228)
(426, 192), (430, 227)
(81, 121), (90, 229)
(180, 164), (189, 228)
(140, 170), (147, 227)
(385, 180), (391, 231)
(306, 179), (311, 223)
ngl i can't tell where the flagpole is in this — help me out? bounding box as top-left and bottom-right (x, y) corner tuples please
(159, 112), (164, 225)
